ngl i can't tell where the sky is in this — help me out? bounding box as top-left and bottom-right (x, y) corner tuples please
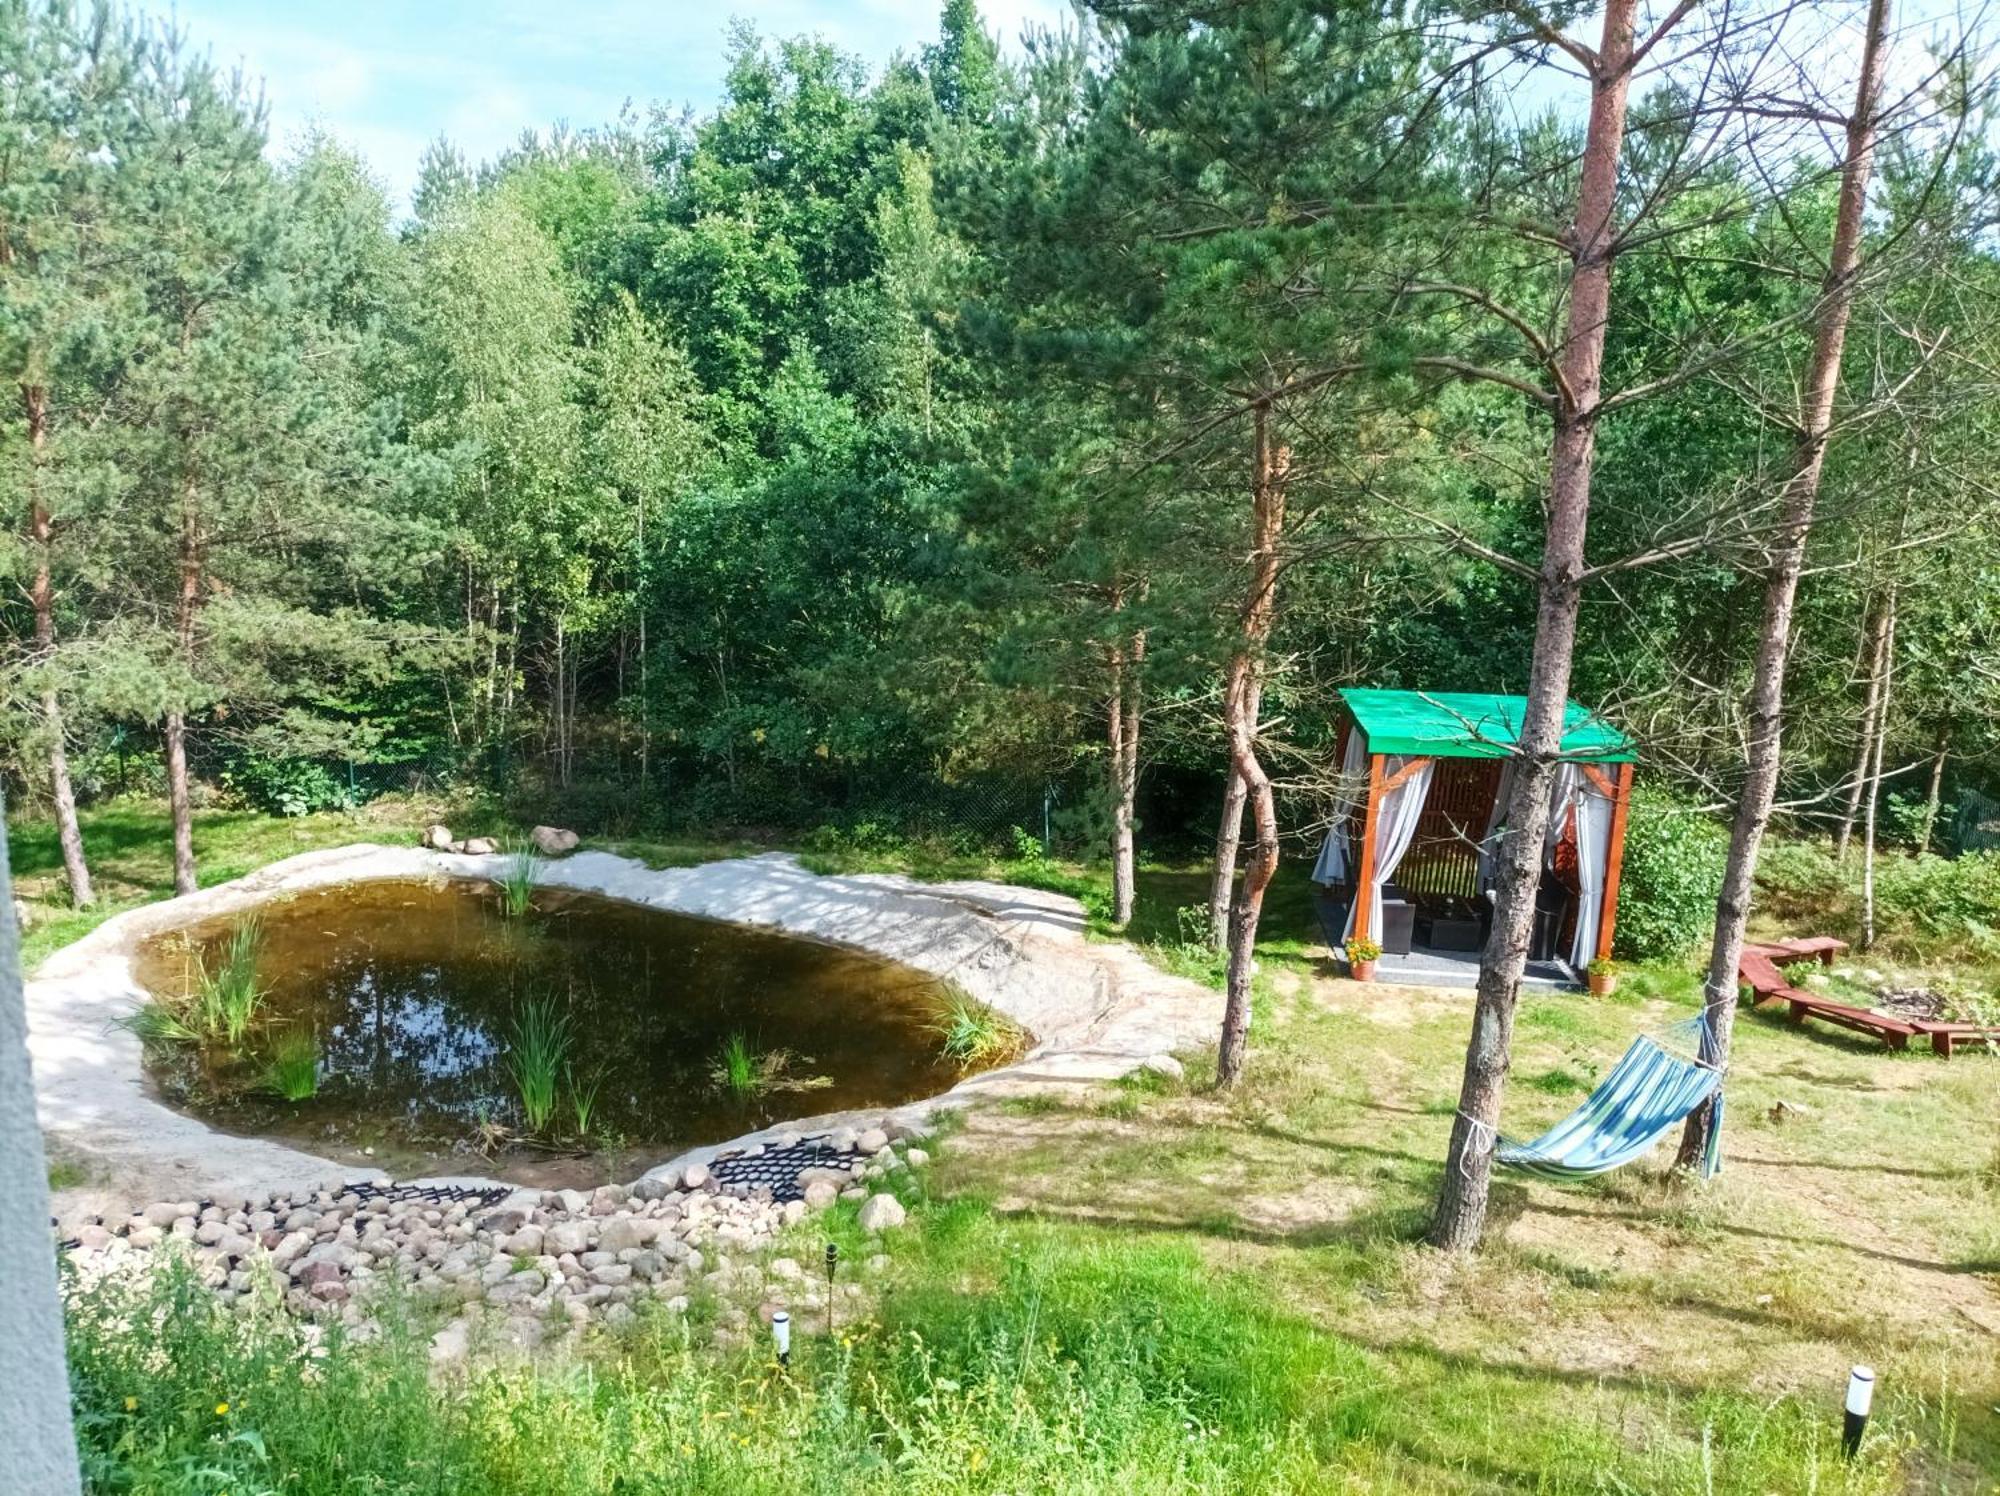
(171, 1), (1074, 208)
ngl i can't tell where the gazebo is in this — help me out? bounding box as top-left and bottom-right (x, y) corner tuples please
(1312, 688), (1636, 987)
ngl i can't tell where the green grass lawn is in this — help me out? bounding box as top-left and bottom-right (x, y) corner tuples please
(21, 803), (2000, 1492)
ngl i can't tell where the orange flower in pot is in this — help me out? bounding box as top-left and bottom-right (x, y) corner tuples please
(1345, 937), (1382, 983)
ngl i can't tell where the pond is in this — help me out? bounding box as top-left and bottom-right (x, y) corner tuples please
(135, 879), (1000, 1187)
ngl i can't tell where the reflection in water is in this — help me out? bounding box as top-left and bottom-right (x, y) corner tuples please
(138, 879), (972, 1185)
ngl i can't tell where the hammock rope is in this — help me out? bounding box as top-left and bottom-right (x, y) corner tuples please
(1492, 1014), (1725, 1181)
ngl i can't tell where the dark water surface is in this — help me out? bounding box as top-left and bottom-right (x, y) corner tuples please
(137, 879), (969, 1187)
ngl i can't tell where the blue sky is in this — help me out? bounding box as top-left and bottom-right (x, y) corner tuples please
(171, 1), (1072, 207)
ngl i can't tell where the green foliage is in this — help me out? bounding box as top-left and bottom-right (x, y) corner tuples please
(259, 1028), (321, 1101)
(565, 1064), (603, 1139)
(119, 999), (200, 1047)
(195, 920), (265, 1046)
(221, 756), (357, 818)
(930, 991), (1026, 1069)
(712, 1031), (758, 1097)
(491, 839), (545, 918)
(1612, 787), (1730, 962)
(504, 996), (572, 1132)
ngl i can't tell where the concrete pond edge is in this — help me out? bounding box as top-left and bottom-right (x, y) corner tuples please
(28, 843), (1223, 1222)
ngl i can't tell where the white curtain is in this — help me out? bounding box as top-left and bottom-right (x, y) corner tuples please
(1343, 754), (1435, 943)
(1569, 771), (1616, 967)
(1475, 758), (1518, 895)
(1312, 731), (1370, 885)
(1543, 763), (1580, 872)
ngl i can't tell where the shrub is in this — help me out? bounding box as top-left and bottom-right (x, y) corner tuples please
(930, 991), (1028, 1069)
(221, 755), (357, 818)
(1613, 785), (1728, 962)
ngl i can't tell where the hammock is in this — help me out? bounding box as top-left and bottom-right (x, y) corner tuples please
(1495, 1015), (1725, 1180)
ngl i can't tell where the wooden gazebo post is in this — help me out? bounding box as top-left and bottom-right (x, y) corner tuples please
(1592, 759), (1636, 961)
(1350, 751), (1386, 950)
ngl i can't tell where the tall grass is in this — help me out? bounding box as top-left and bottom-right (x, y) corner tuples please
(259, 1028), (321, 1101)
(930, 990), (1026, 1069)
(712, 1031), (757, 1097)
(195, 918), (265, 1044)
(491, 838), (545, 919)
(119, 998), (200, 1046)
(505, 996), (571, 1132)
(566, 1061), (603, 1138)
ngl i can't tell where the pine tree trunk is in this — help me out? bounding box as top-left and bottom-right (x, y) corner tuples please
(1834, 593), (1890, 858)
(1430, 0), (1640, 1252)
(1207, 768), (1248, 949)
(167, 458), (203, 898)
(1860, 594), (1895, 949)
(22, 383), (92, 907)
(1216, 402), (1289, 1088)
(1677, 0), (1892, 1170)
(1107, 613), (1144, 928)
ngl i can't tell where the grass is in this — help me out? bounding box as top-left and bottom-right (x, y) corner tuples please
(930, 989), (1027, 1069)
(504, 996), (572, 1132)
(491, 837), (546, 918)
(194, 917), (264, 1044)
(18, 801), (2000, 1489)
(565, 1061), (603, 1138)
(713, 1031), (758, 1097)
(259, 1027), (321, 1101)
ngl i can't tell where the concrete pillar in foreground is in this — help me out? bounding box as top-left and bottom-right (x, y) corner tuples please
(0, 794), (83, 1496)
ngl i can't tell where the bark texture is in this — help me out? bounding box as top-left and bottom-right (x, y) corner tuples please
(1107, 608), (1145, 927)
(1430, 0), (1641, 1252)
(22, 384), (93, 906)
(1216, 401), (1289, 1088)
(1206, 768), (1248, 949)
(1677, 0), (1892, 1169)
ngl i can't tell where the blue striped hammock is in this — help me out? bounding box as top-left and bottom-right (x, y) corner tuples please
(1497, 1015), (1725, 1181)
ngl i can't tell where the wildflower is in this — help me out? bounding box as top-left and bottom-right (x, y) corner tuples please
(215, 1402), (230, 1416)
(123, 1397), (138, 1412)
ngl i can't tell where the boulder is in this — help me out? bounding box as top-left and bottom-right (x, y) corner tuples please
(1139, 1053), (1185, 1082)
(423, 823), (455, 850)
(680, 1163), (711, 1191)
(530, 825), (580, 857)
(856, 1194), (907, 1233)
(597, 1217), (644, 1254)
(856, 1127), (890, 1155)
(544, 1220), (591, 1256)
(803, 1181), (838, 1212)
(460, 837), (498, 856)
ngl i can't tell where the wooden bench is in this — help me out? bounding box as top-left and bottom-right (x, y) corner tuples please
(1784, 994), (1917, 1051)
(1745, 936), (1850, 967)
(1909, 1021), (2000, 1059)
(1738, 950), (1790, 1006)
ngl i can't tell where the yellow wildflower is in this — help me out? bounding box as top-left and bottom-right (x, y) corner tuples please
(215, 1401), (230, 1416)
(123, 1397), (137, 1412)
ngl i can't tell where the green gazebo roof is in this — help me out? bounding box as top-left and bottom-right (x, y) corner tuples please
(1340, 688), (1635, 762)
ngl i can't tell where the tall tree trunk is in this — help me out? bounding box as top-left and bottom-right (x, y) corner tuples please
(1430, 0), (1642, 1252)
(1216, 401), (1289, 1088)
(1859, 592), (1896, 948)
(1677, 0), (1892, 1169)
(1106, 603), (1145, 928)
(1207, 768), (1248, 949)
(1915, 726), (1947, 853)
(1833, 592), (1891, 858)
(0, 795), (84, 1495)
(21, 383), (92, 907)
(167, 460), (202, 898)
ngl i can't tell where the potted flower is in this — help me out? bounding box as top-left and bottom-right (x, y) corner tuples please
(1346, 937), (1382, 983)
(1586, 956), (1618, 997)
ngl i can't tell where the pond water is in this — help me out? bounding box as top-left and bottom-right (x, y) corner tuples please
(136, 879), (986, 1187)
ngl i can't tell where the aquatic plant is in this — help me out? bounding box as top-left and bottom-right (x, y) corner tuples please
(931, 990), (1026, 1069)
(194, 919), (265, 1044)
(566, 1062), (604, 1139)
(491, 838), (545, 919)
(713, 1031), (758, 1097)
(119, 999), (201, 1046)
(505, 996), (572, 1131)
(260, 1029), (321, 1101)
(708, 1034), (832, 1098)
